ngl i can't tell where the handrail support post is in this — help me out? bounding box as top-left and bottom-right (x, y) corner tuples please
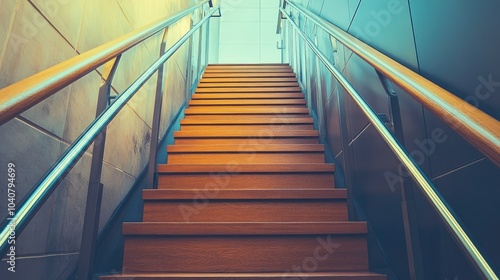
(376, 71), (425, 279)
(77, 56), (120, 278)
(147, 41), (167, 189)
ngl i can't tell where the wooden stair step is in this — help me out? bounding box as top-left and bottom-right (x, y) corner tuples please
(192, 93), (304, 99)
(101, 272), (387, 279)
(143, 189), (346, 200)
(180, 117), (314, 130)
(180, 124), (314, 131)
(203, 68), (294, 73)
(166, 144), (325, 164)
(174, 137), (319, 145)
(167, 144), (325, 153)
(200, 77), (298, 83)
(142, 189), (347, 222)
(180, 117), (313, 124)
(174, 139), (321, 145)
(174, 130), (318, 138)
(122, 222), (368, 273)
(123, 222), (366, 235)
(197, 82), (299, 88)
(159, 163), (334, 173)
(188, 99), (306, 106)
(167, 153), (324, 164)
(157, 164), (335, 189)
(203, 72), (296, 78)
(195, 87), (301, 93)
(184, 106), (309, 115)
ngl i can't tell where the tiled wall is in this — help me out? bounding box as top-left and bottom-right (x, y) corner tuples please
(0, 0), (203, 279)
(284, 0), (500, 279)
(218, 0), (282, 63)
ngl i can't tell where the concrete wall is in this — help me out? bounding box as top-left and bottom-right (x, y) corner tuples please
(284, 0), (500, 279)
(0, 0), (205, 279)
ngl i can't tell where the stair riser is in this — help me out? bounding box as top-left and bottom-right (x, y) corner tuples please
(192, 94), (304, 99)
(189, 100), (306, 106)
(189, 104), (306, 108)
(203, 72), (297, 78)
(183, 114), (310, 118)
(101, 275), (386, 280)
(181, 124), (314, 131)
(167, 153), (325, 164)
(195, 88), (301, 93)
(143, 200), (347, 222)
(158, 173), (334, 189)
(175, 138), (320, 145)
(185, 108), (309, 115)
(123, 235), (368, 273)
(200, 78), (298, 83)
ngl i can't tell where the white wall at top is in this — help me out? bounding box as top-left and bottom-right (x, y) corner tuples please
(217, 0), (282, 63)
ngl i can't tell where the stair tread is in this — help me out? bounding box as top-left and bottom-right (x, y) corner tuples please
(158, 163), (334, 173)
(200, 77), (298, 83)
(123, 222), (367, 235)
(197, 82), (299, 88)
(101, 272), (386, 279)
(189, 99), (306, 105)
(203, 72), (296, 78)
(180, 117), (313, 124)
(174, 130), (318, 138)
(203, 69), (294, 73)
(167, 144), (324, 153)
(184, 107), (309, 115)
(195, 87), (301, 93)
(143, 189), (347, 200)
(192, 94), (303, 100)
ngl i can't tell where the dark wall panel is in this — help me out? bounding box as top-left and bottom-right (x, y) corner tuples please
(423, 109), (484, 177)
(344, 53), (389, 141)
(434, 159), (500, 271)
(409, 0), (500, 120)
(320, 0), (351, 31)
(351, 124), (410, 278)
(348, 0), (418, 71)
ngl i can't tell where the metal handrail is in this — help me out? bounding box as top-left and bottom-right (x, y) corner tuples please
(0, 0), (209, 126)
(282, 1), (500, 167)
(280, 5), (498, 280)
(0, 0), (218, 260)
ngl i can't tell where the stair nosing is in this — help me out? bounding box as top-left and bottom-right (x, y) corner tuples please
(157, 163), (335, 173)
(142, 189), (347, 200)
(180, 117), (314, 125)
(123, 222), (367, 236)
(173, 130), (319, 138)
(100, 272), (386, 279)
(167, 144), (325, 153)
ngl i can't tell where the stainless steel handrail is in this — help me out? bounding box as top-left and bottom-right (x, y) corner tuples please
(0, 0), (209, 126)
(283, 1), (500, 167)
(280, 5), (498, 280)
(0, 2), (219, 260)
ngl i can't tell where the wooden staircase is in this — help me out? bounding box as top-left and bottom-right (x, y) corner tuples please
(101, 64), (386, 279)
